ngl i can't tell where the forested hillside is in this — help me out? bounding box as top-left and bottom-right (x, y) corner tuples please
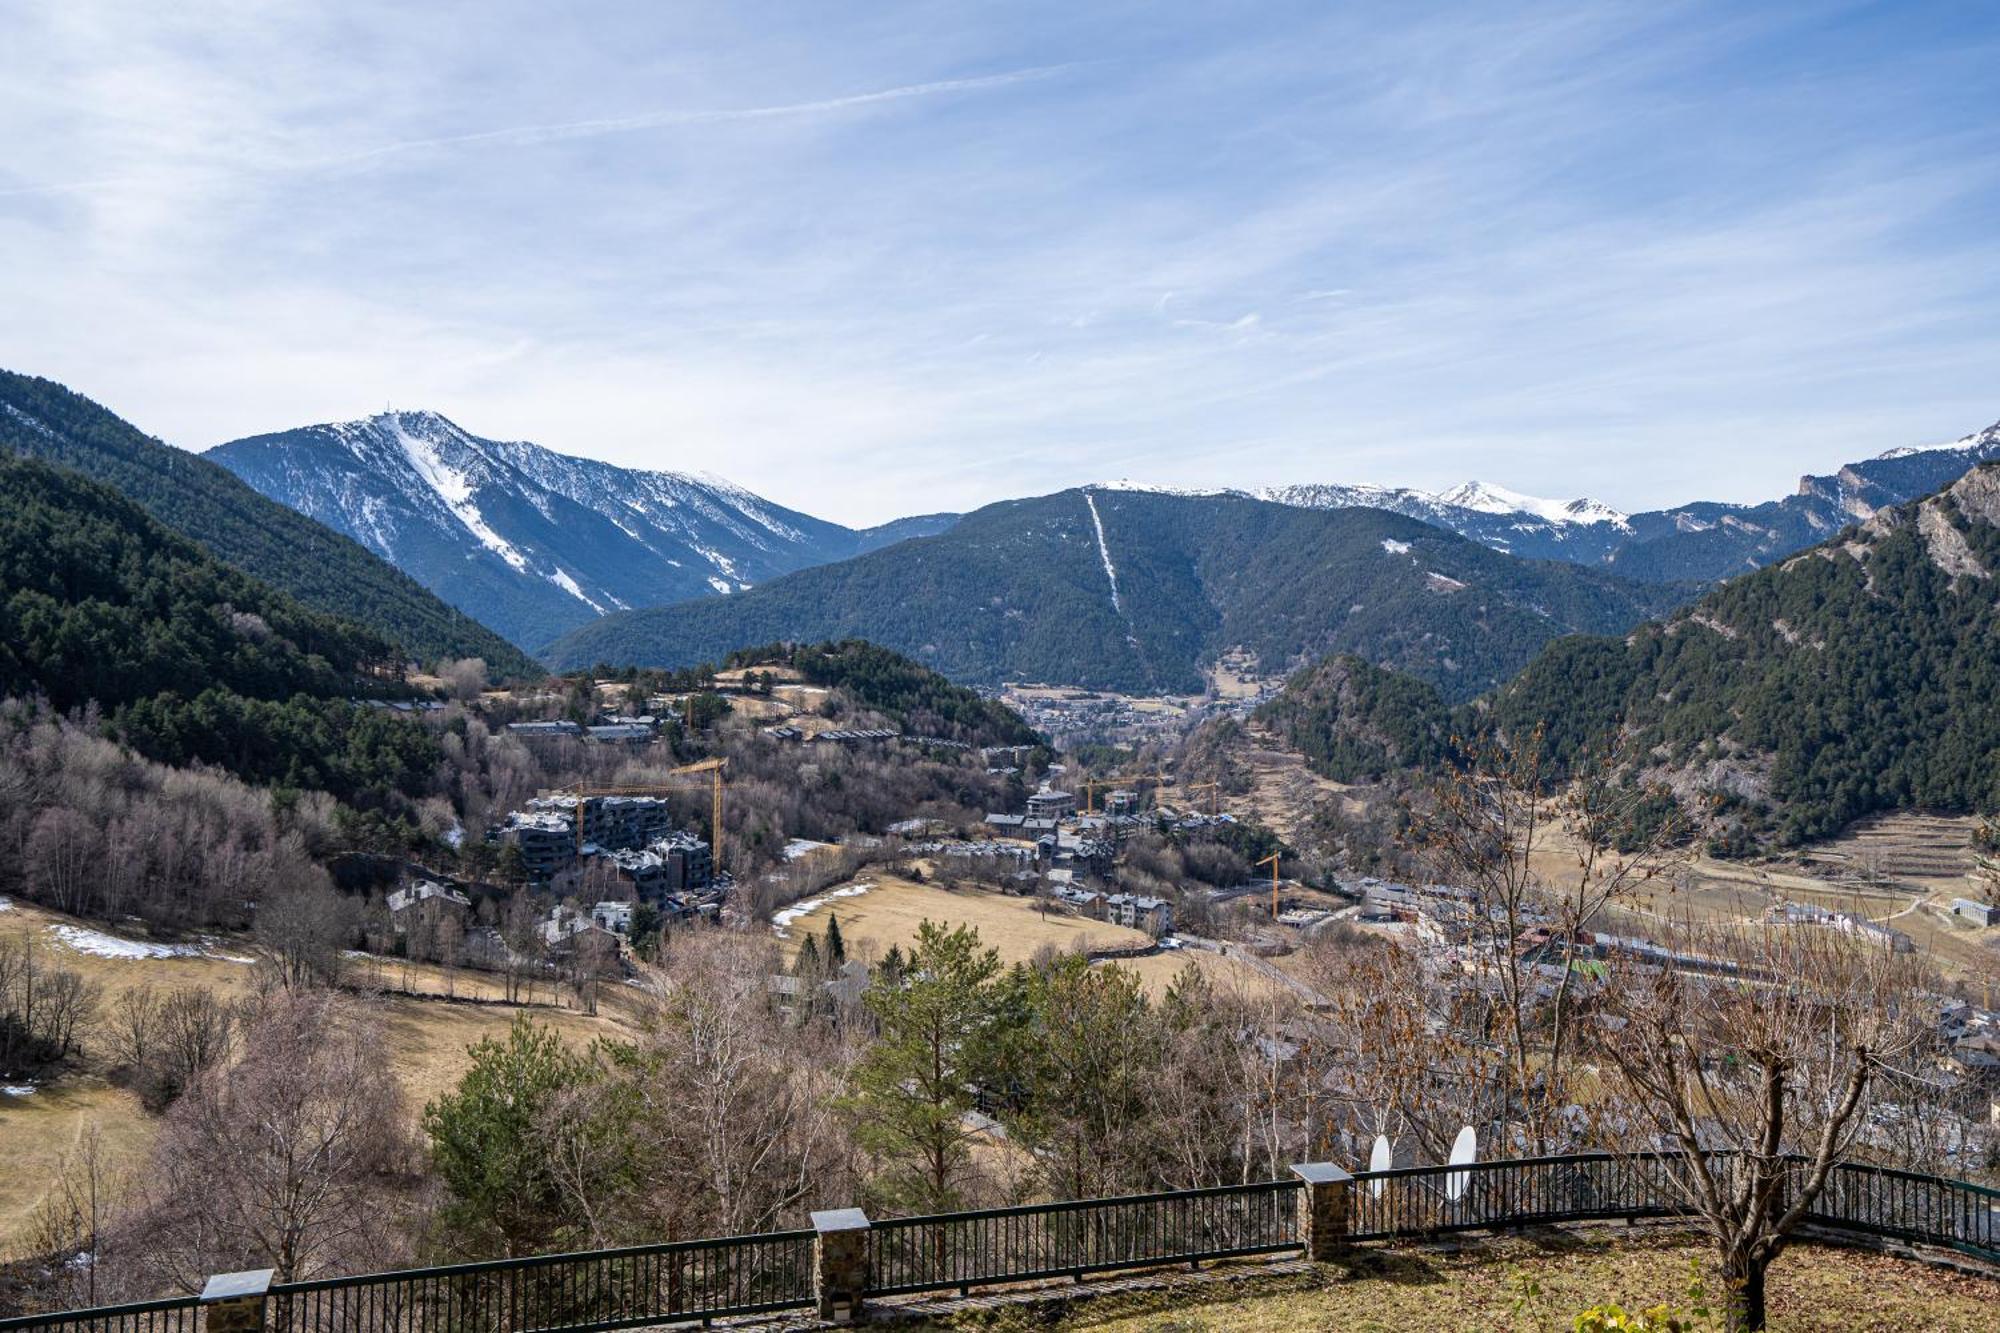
(548, 489), (1686, 700)
(0, 453), (440, 805)
(1254, 654), (1451, 783)
(1483, 462), (2000, 843)
(0, 371), (535, 676)
(724, 640), (1039, 746)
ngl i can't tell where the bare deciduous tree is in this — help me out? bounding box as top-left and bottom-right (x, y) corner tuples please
(1414, 729), (1688, 1153)
(1593, 921), (1928, 1331)
(120, 991), (416, 1289)
(254, 883), (355, 993)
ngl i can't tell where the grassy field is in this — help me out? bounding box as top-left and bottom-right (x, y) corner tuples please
(778, 874), (1153, 964)
(936, 1233), (2000, 1332)
(774, 875), (1278, 998)
(0, 900), (640, 1252)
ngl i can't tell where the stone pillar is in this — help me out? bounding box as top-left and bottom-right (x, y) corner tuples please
(811, 1207), (871, 1322)
(200, 1269), (273, 1333)
(1291, 1163), (1354, 1262)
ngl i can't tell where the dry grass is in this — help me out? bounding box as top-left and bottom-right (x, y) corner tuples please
(777, 875), (1154, 967)
(0, 900), (645, 1251)
(775, 875), (1282, 1000)
(1107, 947), (1283, 1000)
(936, 1233), (2000, 1332)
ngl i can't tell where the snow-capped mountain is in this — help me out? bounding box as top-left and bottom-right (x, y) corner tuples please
(1259, 421), (2000, 582)
(1431, 481), (1628, 528)
(207, 411), (954, 651)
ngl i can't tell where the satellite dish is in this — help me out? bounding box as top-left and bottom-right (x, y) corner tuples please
(1368, 1134), (1392, 1198)
(1445, 1125), (1478, 1202)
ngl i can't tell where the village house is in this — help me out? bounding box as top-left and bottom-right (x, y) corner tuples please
(1026, 788), (1077, 820)
(385, 880), (473, 935)
(500, 811), (576, 882)
(584, 721), (655, 745)
(1102, 892), (1174, 935)
(507, 719), (583, 741)
(590, 901), (634, 935)
(1051, 884), (1105, 917)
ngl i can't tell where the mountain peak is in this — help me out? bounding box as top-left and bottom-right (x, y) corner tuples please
(1434, 480), (1626, 527)
(208, 413), (931, 650)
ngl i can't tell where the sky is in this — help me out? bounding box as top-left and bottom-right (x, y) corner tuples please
(3, 2), (1998, 526)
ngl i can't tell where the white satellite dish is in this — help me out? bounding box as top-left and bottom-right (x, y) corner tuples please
(1445, 1125), (1478, 1202)
(1368, 1134), (1392, 1198)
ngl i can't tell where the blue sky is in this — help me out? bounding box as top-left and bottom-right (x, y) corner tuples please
(3, 1), (1997, 524)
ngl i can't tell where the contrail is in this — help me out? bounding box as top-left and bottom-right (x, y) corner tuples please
(0, 63), (1081, 198)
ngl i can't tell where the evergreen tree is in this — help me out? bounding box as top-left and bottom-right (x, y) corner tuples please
(421, 1017), (598, 1257)
(824, 914), (846, 967)
(845, 921), (1004, 1212)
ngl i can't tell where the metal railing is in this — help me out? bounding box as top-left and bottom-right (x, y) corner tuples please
(1350, 1151), (1689, 1239)
(869, 1178), (1302, 1296)
(0, 1296), (204, 1333)
(5, 1155), (1994, 1332)
(266, 1229), (815, 1333)
(1810, 1160), (2000, 1265)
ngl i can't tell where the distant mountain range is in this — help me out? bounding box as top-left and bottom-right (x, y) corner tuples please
(1257, 459), (2000, 846)
(208, 412), (955, 650)
(1482, 458), (2000, 844)
(1259, 421), (2000, 581)
(544, 487), (1687, 700)
(201, 399), (2000, 673)
(0, 372), (534, 675)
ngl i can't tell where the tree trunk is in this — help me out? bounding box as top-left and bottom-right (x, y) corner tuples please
(1722, 1249), (1769, 1332)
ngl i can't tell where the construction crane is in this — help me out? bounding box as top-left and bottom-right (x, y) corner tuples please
(563, 756), (728, 865)
(1255, 851), (1282, 919)
(1079, 770), (1171, 815)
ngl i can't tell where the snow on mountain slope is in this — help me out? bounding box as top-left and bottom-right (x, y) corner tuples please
(207, 411), (953, 652)
(1258, 420), (2000, 582)
(1433, 480), (1627, 527)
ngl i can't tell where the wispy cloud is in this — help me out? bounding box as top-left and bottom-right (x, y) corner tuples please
(1, 1), (1997, 524)
(0, 63), (1081, 198)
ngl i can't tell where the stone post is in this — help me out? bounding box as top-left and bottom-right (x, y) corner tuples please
(811, 1207), (871, 1322)
(1291, 1163), (1354, 1262)
(200, 1270), (273, 1333)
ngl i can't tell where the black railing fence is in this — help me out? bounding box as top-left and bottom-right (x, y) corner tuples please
(870, 1178), (1302, 1296)
(4, 1154), (1994, 1332)
(266, 1230), (814, 1333)
(0, 1297), (207, 1333)
(1349, 1151), (1688, 1238)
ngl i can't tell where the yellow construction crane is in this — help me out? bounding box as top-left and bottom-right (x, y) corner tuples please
(1255, 851), (1282, 919)
(1079, 770), (1171, 815)
(565, 756), (729, 866)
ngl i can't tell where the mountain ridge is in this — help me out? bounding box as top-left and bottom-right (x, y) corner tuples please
(208, 411), (957, 650)
(544, 486), (1688, 700)
(0, 371), (534, 676)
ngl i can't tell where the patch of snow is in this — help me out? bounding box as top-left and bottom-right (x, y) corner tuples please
(707, 577), (733, 595)
(783, 838), (837, 861)
(1082, 491), (1123, 613)
(0, 896), (12, 911)
(1381, 538), (1411, 555)
(2, 1085), (35, 1097)
(771, 882), (872, 936)
(1090, 480), (1240, 498)
(1426, 571), (1468, 592)
(388, 417), (530, 571)
(547, 568), (606, 613)
(1435, 481), (1626, 527)
(47, 924), (249, 963)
